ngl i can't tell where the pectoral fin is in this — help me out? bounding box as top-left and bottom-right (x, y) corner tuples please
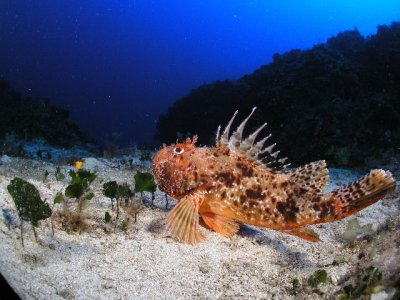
(166, 194), (205, 244)
(201, 213), (239, 237)
(280, 227), (320, 242)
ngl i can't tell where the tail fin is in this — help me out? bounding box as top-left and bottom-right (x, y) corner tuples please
(327, 169), (396, 220)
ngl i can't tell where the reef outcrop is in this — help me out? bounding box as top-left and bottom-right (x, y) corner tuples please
(156, 22), (400, 168)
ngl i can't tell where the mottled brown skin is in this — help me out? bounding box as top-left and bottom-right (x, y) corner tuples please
(153, 108), (396, 245)
(153, 138), (340, 233)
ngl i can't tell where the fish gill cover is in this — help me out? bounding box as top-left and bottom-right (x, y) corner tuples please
(155, 22), (400, 168)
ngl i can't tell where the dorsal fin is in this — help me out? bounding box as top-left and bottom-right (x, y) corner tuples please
(216, 107), (290, 171)
(288, 160), (329, 194)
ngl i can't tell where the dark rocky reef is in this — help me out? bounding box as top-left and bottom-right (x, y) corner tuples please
(155, 22), (400, 168)
(0, 80), (94, 149)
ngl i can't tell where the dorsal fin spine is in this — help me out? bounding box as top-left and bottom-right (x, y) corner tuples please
(216, 125), (221, 147)
(253, 134), (271, 151)
(220, 110), (238, 144)
(229, 107), (257, 143)
(261, 143), (276, 155)
(271, 150), (280, 158)
(216, 108), (289, 170)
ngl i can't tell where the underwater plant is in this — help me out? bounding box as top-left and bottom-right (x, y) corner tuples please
(65, 169), (96, 199)
(134, 171), (157, 205)
(117, 183), (132, 207)
(308, 269), (328, 288)
(54, 166), (65, 181)
(103, 181), (118, 210)
(104, 211), (112, 223)
(126, 197), (143, 224)
(58, 169), (96, 233)
(43, 170), (49, 183)
(339, 266), (383, 299)
(7, 177), (52, 246)
(102, 181), (132, 220)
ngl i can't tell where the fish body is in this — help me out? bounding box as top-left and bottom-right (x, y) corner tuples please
(152, 108), (396, 244)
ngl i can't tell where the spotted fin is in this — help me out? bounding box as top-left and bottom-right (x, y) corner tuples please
(216, 107), (289, 170)
(288, 160), (329, 194)
(280, 227), (320, 242)
(201, 213), (239, 237)
(325, 169), (396, 221)
(166, 194), (205, 244)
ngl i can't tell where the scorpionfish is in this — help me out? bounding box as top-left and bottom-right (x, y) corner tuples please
(152, 107), (396, 244)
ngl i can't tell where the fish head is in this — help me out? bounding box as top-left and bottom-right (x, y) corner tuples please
(152, 135), (202, 197)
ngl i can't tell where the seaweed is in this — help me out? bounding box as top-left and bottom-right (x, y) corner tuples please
(308, 269), (328, 288)
(292, 278), (300, 288)
(117, 183), (131, 206)
(340, 266), (383, 298)
(60, 168), (97, 233)
(7, 177), (52, 246)
(43, 170), (49, 183)
(103, 181), (132, 220)
(126, 198), (143, 223)
(54, 166), (65, 181)
(120, 219), (129, 231)
(103, 181), (118, 210)
(104, 211), (111, 223)
(134, 171), (157, 205)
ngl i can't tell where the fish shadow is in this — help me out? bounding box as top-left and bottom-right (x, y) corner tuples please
(238, 224), (314, 267)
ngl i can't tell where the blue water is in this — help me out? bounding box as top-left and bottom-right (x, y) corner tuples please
(0, 1), (399, 146)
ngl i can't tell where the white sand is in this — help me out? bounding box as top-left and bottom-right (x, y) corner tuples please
(0, 157), (398, 299)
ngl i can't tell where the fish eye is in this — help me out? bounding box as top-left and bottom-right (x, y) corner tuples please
(173, 147), (184, 155)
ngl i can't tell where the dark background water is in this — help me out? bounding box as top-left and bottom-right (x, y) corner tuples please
(1, 1), (399, 146)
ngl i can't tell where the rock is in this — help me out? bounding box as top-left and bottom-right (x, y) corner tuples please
(1, 155), (12, 164)
(371, 291), (389, 300)
(83, 157), (107, 170)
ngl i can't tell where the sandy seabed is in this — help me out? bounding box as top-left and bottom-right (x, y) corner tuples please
(0, 156), (399, 299)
